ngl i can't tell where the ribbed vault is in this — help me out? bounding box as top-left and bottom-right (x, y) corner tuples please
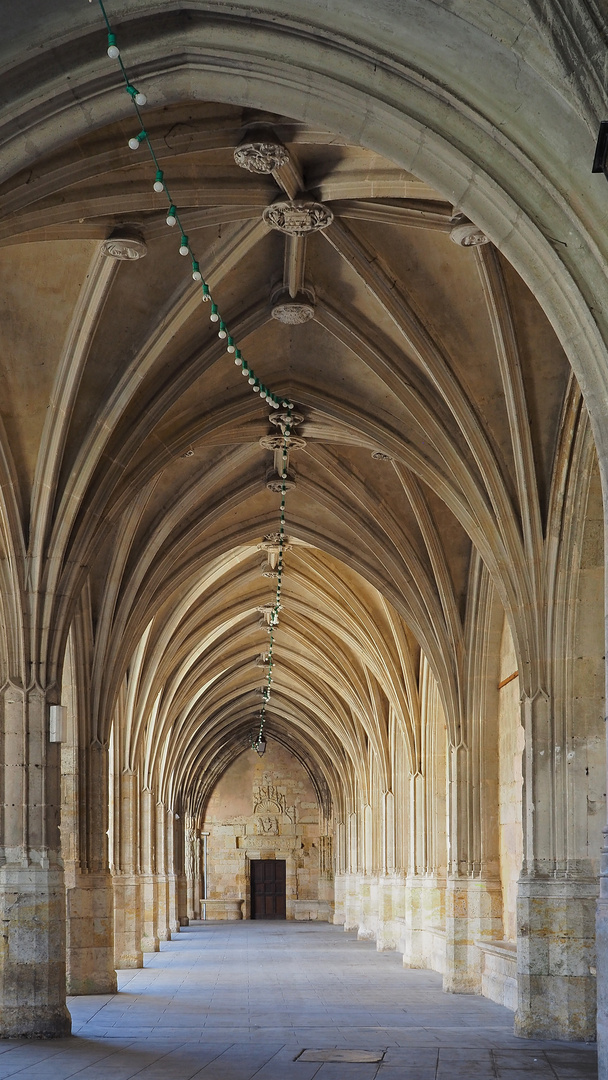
(0, 0), (606, 1050)
(0, 82), (587, 811)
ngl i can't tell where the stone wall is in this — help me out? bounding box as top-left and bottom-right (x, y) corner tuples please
(202, 740), (332, 921)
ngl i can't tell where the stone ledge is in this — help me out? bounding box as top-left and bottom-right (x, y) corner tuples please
(477, 939), (517, 1011)
(476, 939), (517, 959)
(201, 898), (244, 920)
(292, 899), (332, 921)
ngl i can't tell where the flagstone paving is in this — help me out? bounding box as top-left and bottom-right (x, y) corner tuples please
(0, 921), (597, 1078)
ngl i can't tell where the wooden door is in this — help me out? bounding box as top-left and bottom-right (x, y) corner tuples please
(250, 859), (286, 919)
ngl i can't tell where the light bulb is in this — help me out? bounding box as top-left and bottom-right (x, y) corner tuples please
(234, 356), (241, 365)
(218, 326), (227, 340)
(202, 284), (210, 301)
(210, 304), (219, 322)
(179, 235), (189, 256)
(227, 337), (235, 353)
(153, 170), (164, 193)
(107, 34), (120, 59)
(128, 136), (141, 150)
(260, 390), (267, 399)
(135, 92), (147, 106)
(253, 384), (260, 392)
(242, 367), (249, 377)
(192, 262), (202, 281)
(248, 376), (255, 385)
(166, 205), (177, 226)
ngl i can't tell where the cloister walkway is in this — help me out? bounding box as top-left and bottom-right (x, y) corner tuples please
(0, 921), (598, 1079)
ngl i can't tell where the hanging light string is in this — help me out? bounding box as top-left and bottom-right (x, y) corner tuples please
(96, 0), (295, 413)
(95, 0), (292, 752)
(254, 420), (290, 751)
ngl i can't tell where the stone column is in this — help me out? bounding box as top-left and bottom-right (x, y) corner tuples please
(175, 816), (189, 926)
(444, 741), (502, 994)
(140, 788), (159, 952)
(185, 818), (197, 921)
(65, 739), (117, 994)
(166, 808), (180, 934)
(0, 683), (71, 1036)
(517, 690), (597, 1041)
(155, 800), (171, 943)
(113, 769), (142, 967)
(597, 451), (608, 1077)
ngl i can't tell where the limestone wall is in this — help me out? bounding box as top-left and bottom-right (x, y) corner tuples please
(202, 741), (331, 920)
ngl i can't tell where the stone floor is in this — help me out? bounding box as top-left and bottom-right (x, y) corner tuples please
(0, 920), (598, 1078)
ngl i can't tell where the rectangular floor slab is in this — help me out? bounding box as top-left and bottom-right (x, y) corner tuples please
(297, 1048), (385, 1062)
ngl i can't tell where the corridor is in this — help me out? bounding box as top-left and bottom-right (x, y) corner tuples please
(0, 922), (598, 1079)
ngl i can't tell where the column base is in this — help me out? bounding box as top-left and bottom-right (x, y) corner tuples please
(443, 876), (503, 994)
(597, 894), (608, 1074)
(113, 875), (143, 969)
(141, 935), (160, 953)
(0, 1005), (71, 1039)
(403, 875), (445, 972)
(66, 871), (117, 995)
(516, 877), (597, 1042)
(0, 865), (71, 1038)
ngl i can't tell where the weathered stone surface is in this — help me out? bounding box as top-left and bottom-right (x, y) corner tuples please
(66, 871), (117, 994)
(0, 867), (71, 1037)
(516, 881), (598, 1041)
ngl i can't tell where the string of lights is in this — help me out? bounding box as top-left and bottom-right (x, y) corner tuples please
(95, 0), (291, 754)
(254, 421), (290, 754)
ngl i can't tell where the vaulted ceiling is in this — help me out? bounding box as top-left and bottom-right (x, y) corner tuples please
(0, 1), (596, 815)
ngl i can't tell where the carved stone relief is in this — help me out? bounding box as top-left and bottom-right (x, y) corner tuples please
(234, 139), (289, 174)
(263, 199), (334, 235)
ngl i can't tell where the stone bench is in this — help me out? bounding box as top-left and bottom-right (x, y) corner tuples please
(201, 898), (244, 920)
(476, 940), (517, 1011)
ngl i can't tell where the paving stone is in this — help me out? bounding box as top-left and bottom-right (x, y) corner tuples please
(314, 1067), (380, 1080)
(382, 1048), (438, 1066)
(298, 1048), (384, 1061)
(493, 1050), (554, 1073)
(378, 1070), (436, 1080)
(0, 922), (577, 1080)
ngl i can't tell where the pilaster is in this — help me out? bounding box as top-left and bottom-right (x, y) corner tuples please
(140, 790), (159, 952)
(151, 802), (169, 942)
(65, 739), (116, 994)
(597, 825), (608, 1075)
(518, 691), (597, 1040)
(113, 769), (142, 967)
(0, 683), (71, 1036)
(166, 808), (180, 934)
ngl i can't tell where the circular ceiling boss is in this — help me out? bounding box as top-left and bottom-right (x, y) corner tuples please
(263, 199), (334, 235)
